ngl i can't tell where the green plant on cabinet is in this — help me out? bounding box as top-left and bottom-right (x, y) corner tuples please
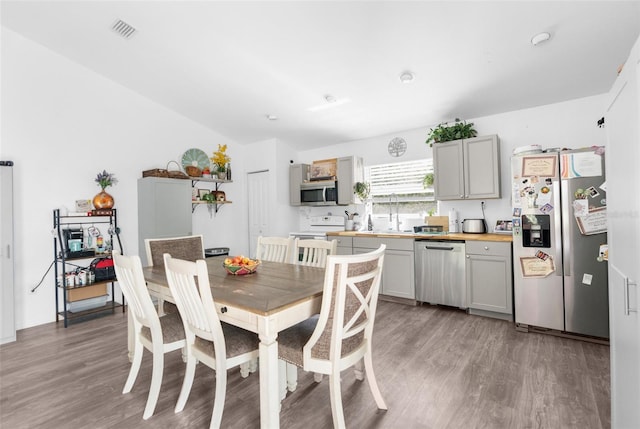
(425, 118), (477, 147)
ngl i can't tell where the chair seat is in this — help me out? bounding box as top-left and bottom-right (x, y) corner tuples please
(140, 312), (185, 344)
(194, 324), (260, 359)
(163, 301), (179, 314)
(278, 315), (318, 367)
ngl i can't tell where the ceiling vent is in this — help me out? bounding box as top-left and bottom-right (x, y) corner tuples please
(111, 19), (137, 39)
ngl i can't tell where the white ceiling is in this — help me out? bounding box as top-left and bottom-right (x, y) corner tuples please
(2, 1), (639, 150)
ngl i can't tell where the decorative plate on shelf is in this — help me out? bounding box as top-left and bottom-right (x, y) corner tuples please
(181, 148), (210, 171)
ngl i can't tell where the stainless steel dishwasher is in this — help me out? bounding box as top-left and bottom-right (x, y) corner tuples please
(414, 240), (467, 308)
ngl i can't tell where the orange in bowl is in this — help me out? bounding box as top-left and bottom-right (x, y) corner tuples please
(223, 256), (260, 275)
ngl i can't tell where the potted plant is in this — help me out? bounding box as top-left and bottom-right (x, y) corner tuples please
(211, 144), (231, 179)
(425, 118), (477, 147)
(353, 181), (370, 201)
(423, 173), (434, 188)
(93, 170), (117, 209)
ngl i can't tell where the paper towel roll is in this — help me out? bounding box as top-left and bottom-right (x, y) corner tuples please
(448, 209), (459, 232)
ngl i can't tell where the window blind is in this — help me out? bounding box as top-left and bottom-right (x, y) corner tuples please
(367, 159), (433, 196)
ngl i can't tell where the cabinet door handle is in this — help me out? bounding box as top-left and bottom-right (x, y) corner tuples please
(484, 246), (489, 251)
(624, 277), (638, 316)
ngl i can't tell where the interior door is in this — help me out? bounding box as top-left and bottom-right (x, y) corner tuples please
(1, 163), (16, 344)
(247, 170), (270, 259)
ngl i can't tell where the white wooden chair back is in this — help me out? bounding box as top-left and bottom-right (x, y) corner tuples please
(304, 244), (386, 373)
(145, 235), (204, 267)
(256, 236), (294, 263)
(294, 238), (337, 268)
(162, 253), (259, 428)
(112, 250), (186, 420)
(112, 251), (161, 336)
(162, 254), (224, 349)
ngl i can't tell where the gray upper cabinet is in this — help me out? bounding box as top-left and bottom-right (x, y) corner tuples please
(433, 134), (501, 200)
(289, 163), (308, 206)
(337, 156), (364, 205)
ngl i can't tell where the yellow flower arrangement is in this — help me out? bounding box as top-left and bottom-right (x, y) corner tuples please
(211, 144), (231, 172)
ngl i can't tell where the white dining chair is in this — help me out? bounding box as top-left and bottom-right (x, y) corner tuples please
(163, 254), (260, 429)
(281, 238), (338, 395)
(112, 251), (186, 420)
(255, 236), (294, 263)
(277, 245), (387, 428)
(145, 234), (204, 315)
(293, 238), (338, 267)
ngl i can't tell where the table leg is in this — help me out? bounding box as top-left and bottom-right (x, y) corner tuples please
(258, 319), (280, 429)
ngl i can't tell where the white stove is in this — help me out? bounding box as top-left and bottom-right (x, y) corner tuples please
(290, 215), (345, 240)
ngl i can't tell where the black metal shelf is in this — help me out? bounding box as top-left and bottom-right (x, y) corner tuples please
(57, 301), (123, 325)
(53, 208), (124, 327)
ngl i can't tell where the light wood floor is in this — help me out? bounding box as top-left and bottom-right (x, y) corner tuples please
(0, 301), (610, 428)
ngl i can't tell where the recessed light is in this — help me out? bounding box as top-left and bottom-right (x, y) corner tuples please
(324, 94), (337, 103)
(531, 32), (551, 46)
(266, 114), (278, 121)
(399, 71), (415, 83)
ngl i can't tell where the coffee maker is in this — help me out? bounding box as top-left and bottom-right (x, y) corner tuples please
(62, 228), (94, 258)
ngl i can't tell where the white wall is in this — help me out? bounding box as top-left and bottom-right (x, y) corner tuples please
(1, 28), (248, 329)
(298, 95), (608, 230)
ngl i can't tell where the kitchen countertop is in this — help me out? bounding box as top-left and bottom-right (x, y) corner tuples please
(327, 231), (513, 242)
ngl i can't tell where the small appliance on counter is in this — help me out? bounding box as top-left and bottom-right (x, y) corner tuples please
(462, 219), (487, 234)
(205, 247), (230, 258)
(413, 225), (446, 234)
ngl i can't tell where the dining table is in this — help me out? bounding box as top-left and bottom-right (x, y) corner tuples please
(139, 256), (326, 429)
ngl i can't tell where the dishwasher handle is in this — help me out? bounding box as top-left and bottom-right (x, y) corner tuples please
(424, 245), (456, 251)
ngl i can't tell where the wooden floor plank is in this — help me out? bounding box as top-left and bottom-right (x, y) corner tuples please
(0, 301), (610, 428)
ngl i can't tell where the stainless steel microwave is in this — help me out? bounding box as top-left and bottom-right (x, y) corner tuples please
(300, 180), (338, 206)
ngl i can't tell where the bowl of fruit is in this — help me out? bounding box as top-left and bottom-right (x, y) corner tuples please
(223, 255), (261, 275)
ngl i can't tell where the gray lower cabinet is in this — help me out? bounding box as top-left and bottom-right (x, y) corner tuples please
(465, 241), (513, 320)
(335, 236), (353, 255)
(353, 237), (415, 300)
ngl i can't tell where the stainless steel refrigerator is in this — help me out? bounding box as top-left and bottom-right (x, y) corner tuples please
(511, 147), (609, 338)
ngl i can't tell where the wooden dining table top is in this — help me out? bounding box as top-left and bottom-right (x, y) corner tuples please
(142, 256), (326, 316)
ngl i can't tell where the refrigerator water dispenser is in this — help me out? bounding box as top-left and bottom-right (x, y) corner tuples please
(521, 214), (551, 248)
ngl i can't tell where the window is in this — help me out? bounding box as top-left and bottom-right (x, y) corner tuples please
(366, 159), (436, 217)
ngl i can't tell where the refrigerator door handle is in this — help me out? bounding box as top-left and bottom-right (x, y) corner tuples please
(624, 277), (638, 315)
(560, 179), (570, 276)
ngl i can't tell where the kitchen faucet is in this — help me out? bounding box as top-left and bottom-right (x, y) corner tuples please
(389, 193), (400, 231)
